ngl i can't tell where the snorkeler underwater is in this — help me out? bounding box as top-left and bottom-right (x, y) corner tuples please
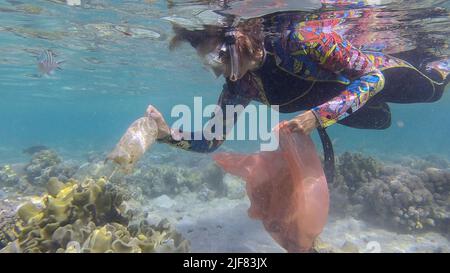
(1, 0), (450, 262)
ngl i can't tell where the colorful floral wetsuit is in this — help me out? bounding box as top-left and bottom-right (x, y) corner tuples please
(270, 19), (386, 127)
(160, 9), (449, 153)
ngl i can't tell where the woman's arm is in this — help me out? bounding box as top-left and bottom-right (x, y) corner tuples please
(300, 23), (385, 128)
(157, 82), (252, 153)
(312, 71), (385, 127)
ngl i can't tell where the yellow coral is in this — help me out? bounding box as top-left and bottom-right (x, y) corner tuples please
(47, 177), (65, 197)
(17, 203), (43, 224)
(45, 197), (71, 223)
(86, 227), (113, 253)
(415, 221), (423, 230)
(1, 176), (189, 253)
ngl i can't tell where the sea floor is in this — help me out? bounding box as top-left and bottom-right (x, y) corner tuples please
(1, 148), (449, 253)
(142, 193), (450, 253)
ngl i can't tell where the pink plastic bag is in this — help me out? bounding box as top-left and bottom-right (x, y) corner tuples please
(213, 122), (329, 252)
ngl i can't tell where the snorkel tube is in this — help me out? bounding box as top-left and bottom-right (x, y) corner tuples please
(224, 27), (240, 81)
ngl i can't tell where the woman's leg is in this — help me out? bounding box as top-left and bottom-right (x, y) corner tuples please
(425, 58), (450, 102)
(380, 58), (449, 104)
(338, 100), (392, 129)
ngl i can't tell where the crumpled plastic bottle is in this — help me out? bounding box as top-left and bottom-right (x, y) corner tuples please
(106, 117), (158, 173)
(213, 122), (329, 252)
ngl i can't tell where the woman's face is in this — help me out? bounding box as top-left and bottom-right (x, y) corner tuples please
(198, 39), (229, 78)
(196, 31), (263, 81)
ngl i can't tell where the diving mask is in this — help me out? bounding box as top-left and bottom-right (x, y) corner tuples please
(204, 43), (228, 77)
(224, 28), (240, 81)
(204, 28), (240, 81)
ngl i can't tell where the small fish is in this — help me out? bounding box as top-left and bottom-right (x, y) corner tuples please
(22, 145), (49, 155)
(37, 49), (64, 76)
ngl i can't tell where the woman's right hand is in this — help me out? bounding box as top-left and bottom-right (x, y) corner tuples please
(145, 105), (172, 140)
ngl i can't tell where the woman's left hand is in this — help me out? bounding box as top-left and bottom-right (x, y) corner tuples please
(285, 110), (320, 135)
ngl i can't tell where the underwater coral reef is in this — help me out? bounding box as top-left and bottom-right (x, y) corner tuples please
(122, 162), (226, 200)
(0, 165), (28, 190)
(331, 152), (450, 234)
(0, 149), (81, 196)
(24, 149), (79, 187)
(0, 149), (191, 253)
(0, 176), (189, 253)
(1, 148), (449, 253)
(0, 200), (17, 249)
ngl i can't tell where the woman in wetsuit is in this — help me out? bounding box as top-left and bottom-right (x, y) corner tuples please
(146, 11), (450, 178)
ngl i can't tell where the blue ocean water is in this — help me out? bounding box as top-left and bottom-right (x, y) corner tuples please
(2, 0), (450, 255)
(0, 0), (449, 164)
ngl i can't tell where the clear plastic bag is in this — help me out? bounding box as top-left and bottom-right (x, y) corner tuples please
(213, 122), (329, 252)
(106, 117), (158, 172)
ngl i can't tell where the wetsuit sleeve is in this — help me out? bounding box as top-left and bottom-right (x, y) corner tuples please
(290, 26), (385, 128)
(158, 83), (252, 153)
(312, 71), (385, 127)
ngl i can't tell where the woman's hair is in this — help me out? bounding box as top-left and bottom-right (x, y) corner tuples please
(169, 18), (265, 59)
(235, 18), (265, 57)
(169, 25), (225, 51)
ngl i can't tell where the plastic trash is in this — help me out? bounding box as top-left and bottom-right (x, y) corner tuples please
(106, 117), (158, 172)
(213, 122), (329, 252)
